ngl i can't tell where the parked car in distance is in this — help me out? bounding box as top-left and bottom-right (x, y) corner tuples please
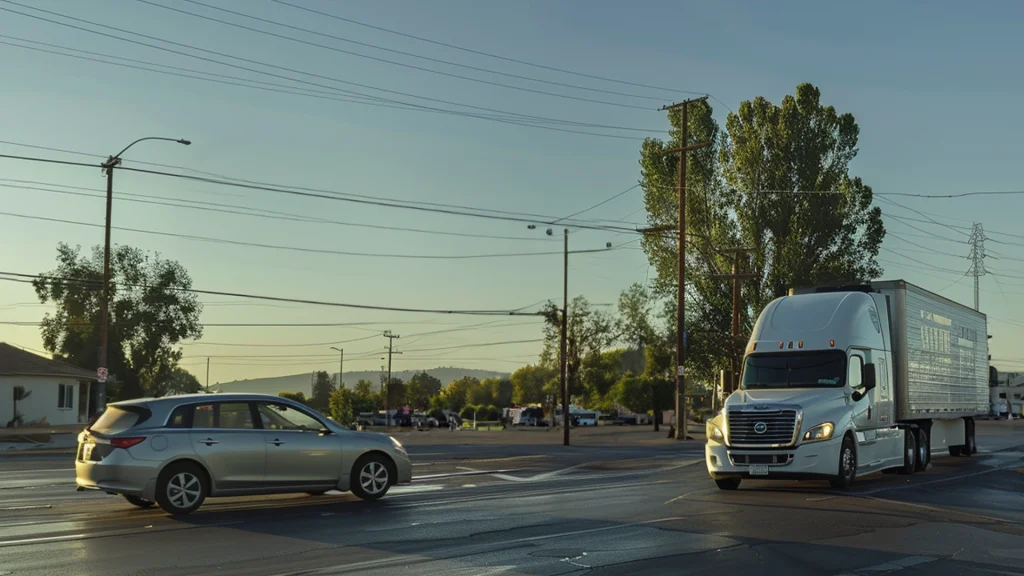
(75, 393), (413, 515)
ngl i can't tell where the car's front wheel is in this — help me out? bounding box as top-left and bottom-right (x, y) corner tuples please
(351, 454), (395, 501)
(156, 462), (208, 515)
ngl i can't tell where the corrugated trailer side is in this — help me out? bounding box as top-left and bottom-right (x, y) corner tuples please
(873, 280), (989, 421)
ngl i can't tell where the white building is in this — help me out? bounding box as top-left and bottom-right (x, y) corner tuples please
(0, 343), (98, 428)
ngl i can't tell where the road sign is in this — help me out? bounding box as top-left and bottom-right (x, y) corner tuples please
(97, 367), (108, 383)
(677, 366), (685, 376)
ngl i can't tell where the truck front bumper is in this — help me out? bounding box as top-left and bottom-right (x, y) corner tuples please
(705, 436), (843, 481)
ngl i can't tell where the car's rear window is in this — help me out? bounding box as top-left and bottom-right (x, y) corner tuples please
(90, 406), (149, 435)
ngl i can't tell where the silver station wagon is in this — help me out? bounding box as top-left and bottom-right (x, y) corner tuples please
(75, 393), (413, 515)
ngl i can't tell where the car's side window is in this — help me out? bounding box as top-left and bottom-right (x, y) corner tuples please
(193, 404), (215, 428)
(167, 404), (192, 428)
(257, 403), (323, 432)
(218, 403), (256, 429)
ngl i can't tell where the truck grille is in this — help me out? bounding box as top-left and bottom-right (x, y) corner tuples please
(727, 409), (798, 446)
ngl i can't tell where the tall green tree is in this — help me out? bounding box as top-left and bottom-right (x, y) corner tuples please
(310, 370), (335, 413)
(33, 243), (203, 399)
(441, 376), (479, 412)
(351, 379), (380, 414)
(637, 83), (885, 386)
(510, 364), (553, 404)
(406, 371), (443, 409)
(165, 366), (202, 396)
(541, 296), (615, 400)
(328, 387), (355, 426)
(721, 82), (885, 313)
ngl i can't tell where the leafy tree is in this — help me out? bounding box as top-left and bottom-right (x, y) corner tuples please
(279, 391), (309, 405)
(310, 370), (335, 413)
(489, 378), (514, 408)
(511, 364), (553, 404)
(351, 379), (380, 415)
(721, 82), (885, 312)
(385, 378), (406, 409)
(617, 283), (657, 374)
(328, 387), (355, 426)
(614, 374), (651, 414)
(541, 296), (615, 400)
(33, 243), (202, 399)
(483, 404), (501, 421)
(582, 349), (625, 402)
(637, 83), (885, 387)
(405, 371), (443, 409)
(459, 404), (479, 421)
(467, 378), (494, 406)
(442, 376), (479, 412)
(165, 366), (202, 396)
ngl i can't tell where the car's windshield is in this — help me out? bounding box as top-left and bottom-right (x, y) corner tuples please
(741, 351), (847, 389)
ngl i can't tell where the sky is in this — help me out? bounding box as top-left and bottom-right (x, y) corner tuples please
(1, 0), (1023, 384)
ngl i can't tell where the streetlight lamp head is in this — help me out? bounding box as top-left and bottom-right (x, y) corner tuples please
(177, 139), (192, 146)
(527, 224), (537, 230)
(546, 228), (553, 236)
(606, 242), (612, 248)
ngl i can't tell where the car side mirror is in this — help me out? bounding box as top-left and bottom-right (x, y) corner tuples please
(318, 428), (333, 436)
(863, 364), (876, 392)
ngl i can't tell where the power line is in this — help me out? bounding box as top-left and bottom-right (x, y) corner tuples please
(0, 180), (564, 244)
(0, 151), (645, 234)
(180, 333), (381, 349)
(269, 0), (698, 95)
(139, 0), (658, 111)
(0, 2), (654, 140)
(0, 210), (628, 260)
(551, 184), (640, 225)
(0, 271), (545, 316)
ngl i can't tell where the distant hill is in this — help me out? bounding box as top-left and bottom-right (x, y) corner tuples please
(211, 367), (510, 396)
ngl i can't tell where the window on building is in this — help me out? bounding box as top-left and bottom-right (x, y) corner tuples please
(57, 384), (74, 409)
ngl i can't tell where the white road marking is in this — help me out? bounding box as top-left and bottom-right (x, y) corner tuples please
(834, 555), (936, 575)
(0, 468), (74, 475)
(856, 465), (1014, 495)
(412, 469), (519, 481)
(0, 504), (51, 511)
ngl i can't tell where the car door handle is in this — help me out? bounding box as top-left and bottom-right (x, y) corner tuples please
(198, 438), (218, 446)
(268, 439), (286, 446)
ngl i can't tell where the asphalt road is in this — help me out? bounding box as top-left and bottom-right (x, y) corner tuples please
(0, 424), (1022, 576)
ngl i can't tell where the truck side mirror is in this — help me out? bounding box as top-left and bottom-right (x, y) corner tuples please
(852, 363), (876, 402)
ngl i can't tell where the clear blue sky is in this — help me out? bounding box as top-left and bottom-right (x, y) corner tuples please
(1, 0), (1022, 384)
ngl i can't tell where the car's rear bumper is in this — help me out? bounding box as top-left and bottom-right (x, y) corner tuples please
(76, 451), (160, 500)
(705, 437), (842, 481)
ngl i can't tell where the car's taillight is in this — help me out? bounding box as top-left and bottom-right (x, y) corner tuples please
(110, 437), (146, 449)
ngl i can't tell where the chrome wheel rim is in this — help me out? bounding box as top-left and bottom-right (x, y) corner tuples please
(167, 472), (201, 509)
(360, 462), (389, 495)
(841, 447), (854, 479)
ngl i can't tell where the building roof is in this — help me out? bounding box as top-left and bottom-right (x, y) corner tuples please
(0, 343), (97, 380)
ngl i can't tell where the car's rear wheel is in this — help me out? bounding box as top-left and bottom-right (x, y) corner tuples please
(350, 454), (394, 501)
(156, 462), (208, 515)
(122, 494), (154, 509)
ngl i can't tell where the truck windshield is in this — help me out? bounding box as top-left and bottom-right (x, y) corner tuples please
(741, 351), (847, 389)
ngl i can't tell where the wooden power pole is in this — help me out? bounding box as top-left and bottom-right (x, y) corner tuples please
(711, 249), (757, 396)
(659, 95), (710, 440)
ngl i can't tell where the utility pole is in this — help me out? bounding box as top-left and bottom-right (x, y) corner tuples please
(205, 357), (210, 393)
(711, 248), (757, 396)
(96, 137), (190, 411)
(330, 346), (344, 389)
(560, 228), (570, 446)
(659, 95), (711, 440)
(384, 331), (400, 426)
(968, 223), (987, 311)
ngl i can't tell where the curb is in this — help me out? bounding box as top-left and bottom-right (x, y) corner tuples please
(0, 447), (76, 458)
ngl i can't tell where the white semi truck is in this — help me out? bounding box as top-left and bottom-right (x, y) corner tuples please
(705, 280), (988, 490)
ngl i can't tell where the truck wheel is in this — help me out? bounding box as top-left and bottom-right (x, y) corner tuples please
(714, 478), (741, 490)
(829, 436), (857, 489)
(899, 429), (917, 475)
(966, 418), (977, 455)
(914, 428), (930, 472)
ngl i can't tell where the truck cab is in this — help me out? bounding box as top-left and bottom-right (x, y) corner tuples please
(705, 281), (983, 490)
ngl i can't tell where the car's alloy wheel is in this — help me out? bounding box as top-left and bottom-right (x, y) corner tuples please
(351, 454), (394, 501)
(156, 462), (207, 515)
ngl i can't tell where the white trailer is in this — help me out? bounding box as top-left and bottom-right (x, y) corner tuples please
(705, 280), (988, 490)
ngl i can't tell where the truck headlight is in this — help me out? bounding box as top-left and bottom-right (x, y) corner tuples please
(802, 422), (834, 443)
(706, 421), (725, 443)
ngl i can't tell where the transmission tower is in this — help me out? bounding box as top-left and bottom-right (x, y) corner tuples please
(967, 223), (987, 311)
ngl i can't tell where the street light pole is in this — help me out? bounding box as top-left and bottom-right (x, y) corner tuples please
(330, 346), (344, 389)
(97, 137), (190, 408)
(560, 228), (570, 446)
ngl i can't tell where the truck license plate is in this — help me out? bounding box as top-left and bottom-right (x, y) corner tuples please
(749, 464), (769, 476)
